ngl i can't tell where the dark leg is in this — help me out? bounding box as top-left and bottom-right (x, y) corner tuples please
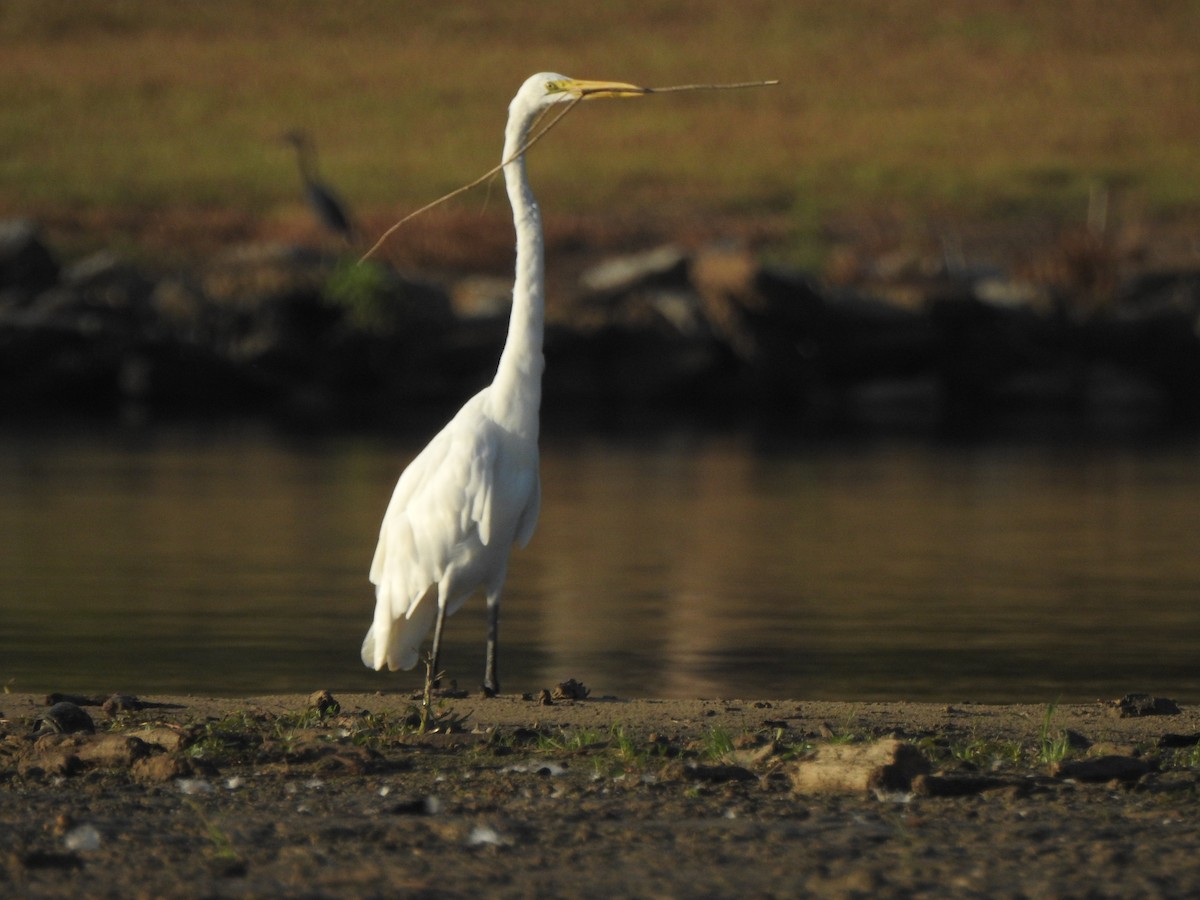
(429, 601), (447, 689)
(483, 595), (500, 697)
(420, 602), (448, 732)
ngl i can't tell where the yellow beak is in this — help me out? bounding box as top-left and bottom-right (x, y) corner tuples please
(550, 78), (649, 100)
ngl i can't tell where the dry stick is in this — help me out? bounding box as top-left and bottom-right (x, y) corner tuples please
(647, 79), (779, 93)
(358, 79), (778, 264)
(358, 96), (586, 264)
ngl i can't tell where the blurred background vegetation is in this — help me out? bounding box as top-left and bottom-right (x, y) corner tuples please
(1, 0), (1197, 270)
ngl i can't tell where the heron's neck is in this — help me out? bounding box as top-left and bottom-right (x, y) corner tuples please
(491, 108), (545, 435)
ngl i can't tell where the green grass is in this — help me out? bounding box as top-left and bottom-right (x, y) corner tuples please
(1037, 701), (1072, 766)
(184, 800), (241, 864)
(1, 0), (1198, 264)
(698, 726), (737, 762)
(534, 726), (607, 754)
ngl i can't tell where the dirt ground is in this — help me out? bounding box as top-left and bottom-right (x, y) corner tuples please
(3, 688), (1199, 898)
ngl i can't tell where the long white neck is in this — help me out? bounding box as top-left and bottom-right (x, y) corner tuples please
(490, 101), (546, 436)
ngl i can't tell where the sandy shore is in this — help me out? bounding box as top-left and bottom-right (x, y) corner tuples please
(3, 690), (1199, 897)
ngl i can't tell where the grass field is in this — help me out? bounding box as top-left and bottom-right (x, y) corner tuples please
(1, 1), (1198, 264)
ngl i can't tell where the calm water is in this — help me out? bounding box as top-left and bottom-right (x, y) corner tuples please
(2, 420), (1198, 702)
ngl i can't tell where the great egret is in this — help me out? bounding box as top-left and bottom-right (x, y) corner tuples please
(282, 129), (356, 244)
(361, 74), (647, 700)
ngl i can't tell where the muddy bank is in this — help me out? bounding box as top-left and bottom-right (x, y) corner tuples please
(3, 691), (1199, 897)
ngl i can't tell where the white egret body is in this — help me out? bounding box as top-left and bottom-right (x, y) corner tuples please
(362, 74), (646, 695)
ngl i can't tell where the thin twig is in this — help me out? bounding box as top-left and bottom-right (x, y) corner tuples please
(359, 79), (778, 263)
(645, 79), (780, 93)
(358, 95), (585, 263)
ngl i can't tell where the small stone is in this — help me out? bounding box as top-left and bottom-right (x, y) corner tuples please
(308, 690), (340, 716)
(101, 693), (143, 716)
(133, 753), (195, 783)
(551, 679), (590, 701)
(176, 777), (215, 795)
(132, 726), (188, 753)
(62, 824), (101, 852)
(790, 738), (931, 796)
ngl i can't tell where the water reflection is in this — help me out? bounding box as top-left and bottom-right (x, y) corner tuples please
(1, 421), (1198, 701)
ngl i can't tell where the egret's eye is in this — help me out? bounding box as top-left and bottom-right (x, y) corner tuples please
(545, 79), (570, 94)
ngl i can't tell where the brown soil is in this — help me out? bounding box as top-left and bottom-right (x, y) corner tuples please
(3, 690), (1199, 898)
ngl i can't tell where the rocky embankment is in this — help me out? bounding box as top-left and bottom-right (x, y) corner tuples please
(3, 218), (1199, 429)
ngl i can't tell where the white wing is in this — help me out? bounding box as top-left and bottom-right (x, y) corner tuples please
(364, 390), (501, 670)
(514, 468), (540, 549)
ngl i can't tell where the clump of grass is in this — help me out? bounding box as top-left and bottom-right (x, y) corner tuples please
(535, 727), (605, 754)
(919, 734), (1025, 771)
(609, 725), (639, 764)
(699, 726), (736, 762)
(1037, 701), (1072, 766)
(1160, 743), (1200, 771)
(184, 705), (426, 766)
(187, 711), (267, 766)
(338, 708), (428, 747)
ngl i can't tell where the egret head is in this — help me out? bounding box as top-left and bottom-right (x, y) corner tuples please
(514, 72), (648, 113)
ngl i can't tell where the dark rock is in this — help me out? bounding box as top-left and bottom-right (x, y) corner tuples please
(1082, 305), (1200, 415)
(692, 248), (825, 401)
(16, 850), (83, 872)
(928, 293), (1060, 426)
(1053, 755), (1152, 783)
(0, 219), (59, 294)
(911, 773), (1034, 797)
(36, 702), (95, 735)
(58, 251), (154, 320)
(544, 318), (726, 407)
(1107, 693), (1181, 718)
(1117, 268), (1200, 313)
(388, 797), (439, 815)
(684, 763), (758, 783)
(1157, 733), (1200, 749)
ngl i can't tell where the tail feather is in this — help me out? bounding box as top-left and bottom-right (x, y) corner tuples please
(362, 584), (437, 671)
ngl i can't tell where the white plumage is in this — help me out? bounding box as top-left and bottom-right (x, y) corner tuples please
(362, 73), (646, 696)
(361, 390), (541, 674)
